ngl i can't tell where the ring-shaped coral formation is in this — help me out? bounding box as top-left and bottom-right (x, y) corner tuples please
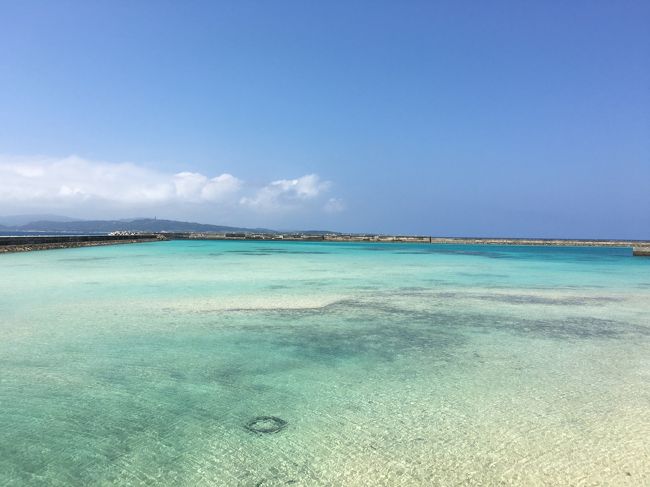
(245, 416), (288, 434)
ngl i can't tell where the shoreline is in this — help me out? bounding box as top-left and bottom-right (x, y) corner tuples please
(1, 232), (649, 255)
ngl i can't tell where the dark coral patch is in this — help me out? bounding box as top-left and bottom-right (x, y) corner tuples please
(245, 416), (288, 434)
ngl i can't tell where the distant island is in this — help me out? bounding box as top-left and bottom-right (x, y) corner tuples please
(0, 217), (307, 235)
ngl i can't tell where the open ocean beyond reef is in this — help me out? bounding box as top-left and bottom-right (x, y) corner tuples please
(1, 240), (649, 486)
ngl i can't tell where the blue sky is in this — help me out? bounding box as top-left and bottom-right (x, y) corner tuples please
(1, 1), (648, 238)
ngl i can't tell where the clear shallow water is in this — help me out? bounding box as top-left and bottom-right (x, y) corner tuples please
(1, 240), (649, 486)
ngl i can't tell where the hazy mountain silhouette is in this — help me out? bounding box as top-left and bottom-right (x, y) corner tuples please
(0, 214), (82, 226)
(3, 218), (274, 234)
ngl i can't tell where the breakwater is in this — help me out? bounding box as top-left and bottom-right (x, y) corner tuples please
(188, 233), (650, 256)
(633, 246), (650, 257)
(2, 232), (649, 256)
(179, 232), (650, 252)
(0, 234), (162, 253)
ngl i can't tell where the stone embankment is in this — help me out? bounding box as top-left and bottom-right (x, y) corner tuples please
(183, 232), (431, 242)
(633, 246), (650, 257)
(2, 232), (649, 256)
(175, 233), (650, 256)
(426, 237), (650, 248)
(0, 234), (163, 253)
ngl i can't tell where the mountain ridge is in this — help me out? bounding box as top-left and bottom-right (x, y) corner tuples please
(0, 214), (82, 226)
(0, 218), (334, 235)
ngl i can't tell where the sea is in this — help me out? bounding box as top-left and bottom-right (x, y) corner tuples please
(1, 240), (649, 485)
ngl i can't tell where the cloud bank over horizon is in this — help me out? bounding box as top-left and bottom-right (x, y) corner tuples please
(0, 155), (343, 225)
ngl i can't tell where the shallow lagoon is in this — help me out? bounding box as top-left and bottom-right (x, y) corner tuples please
(1, 240), (649, 485)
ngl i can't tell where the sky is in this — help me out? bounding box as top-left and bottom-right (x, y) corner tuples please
(0, 0), (648, 238)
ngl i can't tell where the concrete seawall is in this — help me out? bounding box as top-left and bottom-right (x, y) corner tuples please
(2, 233), (649, 256)
(633, 246), (650, 257)
(0, 234), (162, 253)
(190, 234), (650, 256)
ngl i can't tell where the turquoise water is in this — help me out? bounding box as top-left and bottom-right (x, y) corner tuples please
(1, 240), (649, 486)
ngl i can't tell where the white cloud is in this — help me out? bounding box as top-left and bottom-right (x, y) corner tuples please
(201, 174), (242, 202)
(172, 172), (241, 203)
(0, 155), (243, 208)
(0, 155), (340, 220)
(241, 174), (331, 211)
(0, 155), (175, 206)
